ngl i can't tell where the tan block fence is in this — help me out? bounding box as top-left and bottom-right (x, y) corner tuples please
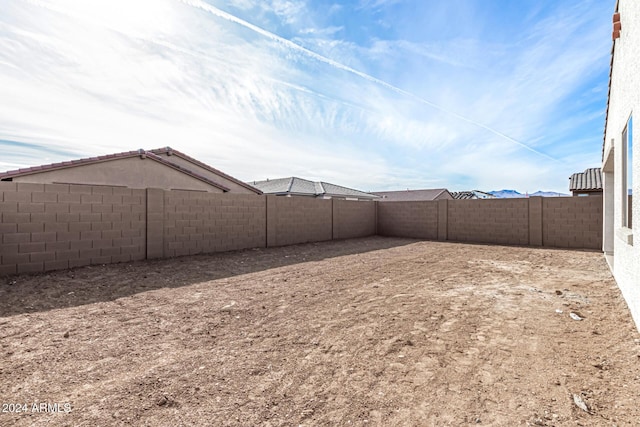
(377, 197), (603, 249)
(0, 182), (602, 276)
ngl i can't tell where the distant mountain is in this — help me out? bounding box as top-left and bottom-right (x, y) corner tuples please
(489, 189), (569, 198)
(489, 189), (523, 198)
(530, 191), (569, 197)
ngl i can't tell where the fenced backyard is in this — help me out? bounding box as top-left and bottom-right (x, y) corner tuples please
(3, 184), (635, 425)
(1, 237), (638, 426)
(0, 182), (602, 276)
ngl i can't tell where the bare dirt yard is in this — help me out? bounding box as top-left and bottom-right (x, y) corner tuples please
(1, 237), (639, 426)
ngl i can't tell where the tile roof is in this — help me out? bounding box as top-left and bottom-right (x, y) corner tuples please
(451, 190), (496, 200)
(372, 188), (452, 201)
(250, 177), (379, 199)
(320, 181), (379, 199)
(249, 177), (294, 194)
(289, 177), (319, 195)
(569, 168), (603, 191)
(452, 191), (475, 200)
(0, 148), (238, 192)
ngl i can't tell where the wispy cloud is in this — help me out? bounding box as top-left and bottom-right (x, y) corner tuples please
(0, 0), (614, 193)
(182, 0), (559, 160)
(357, 0), (401, 12)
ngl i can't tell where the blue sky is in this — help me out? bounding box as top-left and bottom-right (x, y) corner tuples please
(0, 0), (615, 193)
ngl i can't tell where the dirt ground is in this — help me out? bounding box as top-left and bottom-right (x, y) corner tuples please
(1, 237), (639, 426)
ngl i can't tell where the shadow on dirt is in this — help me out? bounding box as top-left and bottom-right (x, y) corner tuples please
(0, 236), (419, 317)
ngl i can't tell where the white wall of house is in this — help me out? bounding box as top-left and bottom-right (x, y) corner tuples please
(603, 0), (640, 328)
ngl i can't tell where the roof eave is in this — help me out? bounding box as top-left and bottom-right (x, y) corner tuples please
(150, 147), (263, 195)
(603, 1), (620, 161)
(0, 150), (232, 192)
(0, 150), (141, 180)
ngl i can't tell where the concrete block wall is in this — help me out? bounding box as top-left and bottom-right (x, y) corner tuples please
(163, 191), (266, 257)
(448, 199), (530, 245)
(332, 199), (376, 240)
(0, 185), (605, 277)
(267, 196), (332, 247)
(377, 201), (439, 239)
(0, 182), (146, 275)
(543, 196), (603, 249)
(377, 196), (602, 249)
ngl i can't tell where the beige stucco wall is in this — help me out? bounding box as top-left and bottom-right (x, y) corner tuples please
(11, 157), (225, 192)
(603, 0), (640, 329)
(155, 153), (258, 194)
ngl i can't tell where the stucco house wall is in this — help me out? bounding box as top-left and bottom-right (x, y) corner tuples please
(10, 157), (226, 192)
(151, 149), (258, 194)
(1, 148), (261, 195)
(603, 0), (640, 328)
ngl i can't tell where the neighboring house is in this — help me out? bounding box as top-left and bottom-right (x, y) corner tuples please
(250, 177), (379, 201)
(0, 147), (261, 194)
(451, 190), (496, 200)
(569, 167), (603, 196)
(602, 0), (639, 328)
(372, 188), (453, 202)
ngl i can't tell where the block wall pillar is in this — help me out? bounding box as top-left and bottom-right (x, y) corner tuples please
(437, 199), (448, 241)
(528, 196), (543, 246)
(146, 188), (164, 259)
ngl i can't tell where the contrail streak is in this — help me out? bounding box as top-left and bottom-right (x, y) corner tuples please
(178, 0), (558, 162)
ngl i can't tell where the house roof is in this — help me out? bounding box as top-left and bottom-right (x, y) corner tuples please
(452, 191), (475, 200)
(451, 190), (496, 200)
(372, 188), (452, 201)
(250, 177), (379, 199)
(149, 147), (261, 194)
(569, 167), (603, 191)
(603, 1), (620, 161)
(0, 148), (259, 193)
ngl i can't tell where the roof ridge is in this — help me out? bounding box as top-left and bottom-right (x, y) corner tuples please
(0, 149), (232, 192)
(145, 152), (230, 192)
(149, 147), (261, 194)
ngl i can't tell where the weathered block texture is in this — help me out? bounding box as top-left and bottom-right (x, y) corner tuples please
(332, 199), (376, 240)
(542, 196), (603, 249)
(0, 182), (146, 275)
(266, 196), (332, 247)
(377, 201), (438, 239)
(163, 191), (266, 257)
